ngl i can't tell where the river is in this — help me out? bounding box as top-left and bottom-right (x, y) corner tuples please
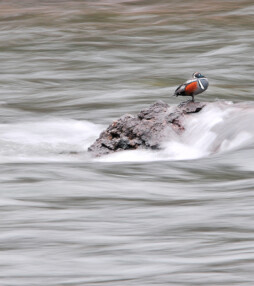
(1, 1), (254, 285)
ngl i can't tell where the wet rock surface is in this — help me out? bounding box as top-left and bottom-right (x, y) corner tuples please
(88, 100), (206, 157)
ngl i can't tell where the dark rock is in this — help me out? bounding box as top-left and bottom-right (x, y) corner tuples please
(88, 100), (206, 157)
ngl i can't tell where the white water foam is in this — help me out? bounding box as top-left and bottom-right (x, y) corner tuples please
(0, 119), (103, 163)
(97, 101), (254, 163)
(1, 102), (254, 163)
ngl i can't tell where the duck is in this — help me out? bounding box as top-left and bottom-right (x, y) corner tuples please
(173, 72), (209, 102)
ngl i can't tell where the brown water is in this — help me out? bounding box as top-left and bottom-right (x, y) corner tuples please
(1, 1), (254, 285)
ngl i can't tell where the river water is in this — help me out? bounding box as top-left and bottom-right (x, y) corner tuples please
(1, 1), (254, 285)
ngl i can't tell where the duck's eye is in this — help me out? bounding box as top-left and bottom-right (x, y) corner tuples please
(196, 73), (204, 78)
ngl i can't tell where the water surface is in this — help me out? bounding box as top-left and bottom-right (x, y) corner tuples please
(1, 1), (254, 285)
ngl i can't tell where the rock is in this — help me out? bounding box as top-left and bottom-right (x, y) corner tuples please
(88, 100), (206, 157)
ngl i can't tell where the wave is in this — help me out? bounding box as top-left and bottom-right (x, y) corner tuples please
(96, 101), (254, 162)
(0, 119), (103, 163)
(0, 101), (254, 163)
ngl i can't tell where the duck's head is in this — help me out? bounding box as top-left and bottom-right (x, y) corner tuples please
(192, 72), (206, 79)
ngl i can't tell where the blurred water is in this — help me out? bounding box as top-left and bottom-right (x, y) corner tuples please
(1, 1), (254, 285)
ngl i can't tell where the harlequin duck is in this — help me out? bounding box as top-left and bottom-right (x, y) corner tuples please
(174, 72), (209, 102)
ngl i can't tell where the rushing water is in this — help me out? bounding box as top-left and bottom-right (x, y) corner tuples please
(1, 1), (254, 285)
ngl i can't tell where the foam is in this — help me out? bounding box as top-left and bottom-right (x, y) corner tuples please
(1, 102), (254, 163)
(0, 119), (103, 163)
(97, 102), (254, 162)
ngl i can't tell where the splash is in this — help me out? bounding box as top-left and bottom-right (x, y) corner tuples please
(97, 101), (254, 162)
(0, 102), (254, 163)
(0, 119), (103, 163)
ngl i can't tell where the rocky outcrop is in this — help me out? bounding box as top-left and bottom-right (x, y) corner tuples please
(88, 100), (206, 157)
